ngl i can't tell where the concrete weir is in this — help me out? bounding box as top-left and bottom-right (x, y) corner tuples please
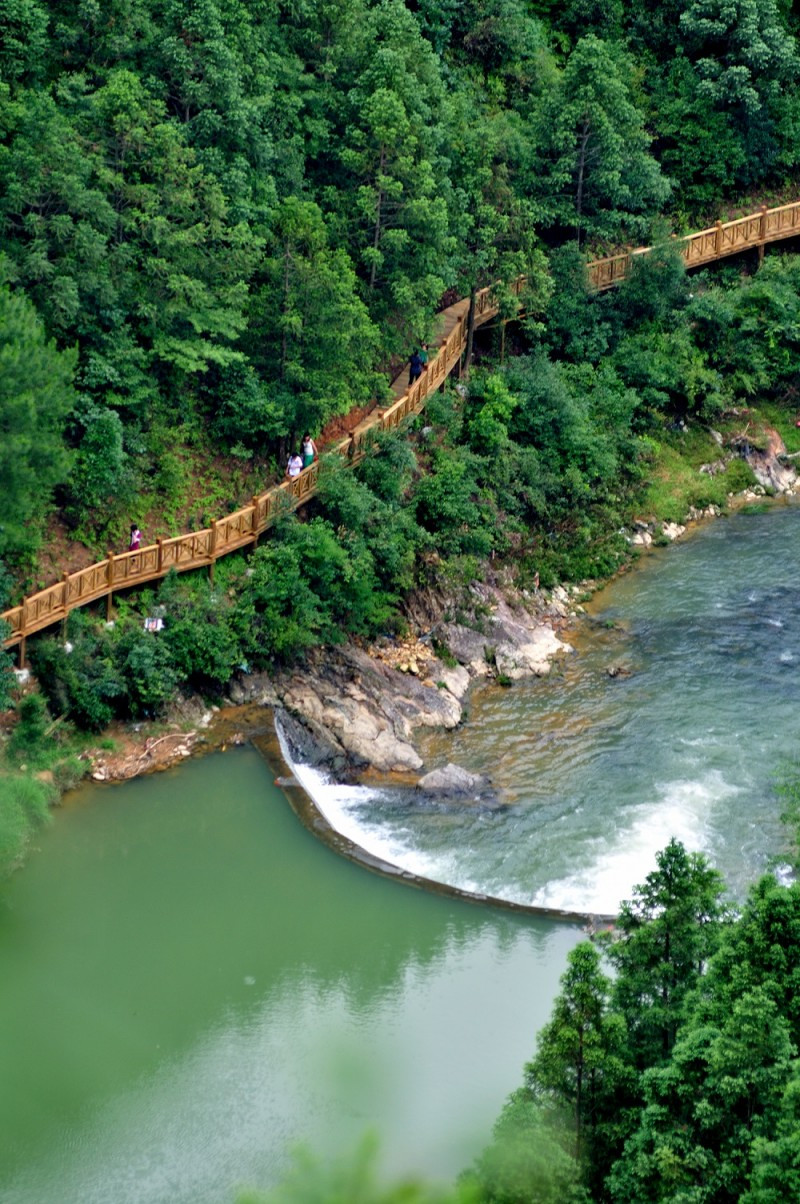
(258, 718), (617, 930)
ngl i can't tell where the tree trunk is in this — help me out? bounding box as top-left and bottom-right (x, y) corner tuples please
(575, 118), (591, 246)
(369, 144), (387, 293)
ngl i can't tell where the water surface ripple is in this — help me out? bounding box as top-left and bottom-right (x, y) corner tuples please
(304, 505), (800, 914)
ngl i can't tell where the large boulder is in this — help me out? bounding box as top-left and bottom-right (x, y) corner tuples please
(494, 625), (567, 679)
(417, 762), (489, 795)
(280, 677), (424, 773)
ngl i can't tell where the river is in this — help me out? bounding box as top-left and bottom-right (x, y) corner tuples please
(1, 503), (796, 1202)
(0, 747), (579, 1204)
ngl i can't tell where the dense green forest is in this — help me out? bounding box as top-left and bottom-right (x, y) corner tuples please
(3, 3), (800, 1199)
(4, 0), (800, 893)
(2, 0), (800, 567)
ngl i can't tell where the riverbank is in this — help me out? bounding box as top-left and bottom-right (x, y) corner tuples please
(82, 571), (581, 788)
(66, 471), (800, 793)
(3, 420), (797, 894)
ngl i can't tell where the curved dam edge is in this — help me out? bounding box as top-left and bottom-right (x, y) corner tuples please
(252, 717), (617, 930)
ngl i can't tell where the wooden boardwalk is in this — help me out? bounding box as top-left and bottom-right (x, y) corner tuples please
(4, 199), (800, 662)
(1, 282), (503, 664)
(587, 199), (800, 290)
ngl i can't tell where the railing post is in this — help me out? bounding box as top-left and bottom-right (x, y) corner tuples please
(759, 204), (767, 265)
(157, 537), (164, 574)
(61, 571), (69, 637)
(209, 519), (217, 584)
(106, 551), (114, 622)
(251, 496), (259, 544)
(714, 221), (723, 256)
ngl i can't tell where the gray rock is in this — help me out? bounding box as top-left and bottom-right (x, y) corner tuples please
(494, 625), (567, 679)
(417, 763), (489, 794)
(433, 623), (493, 675)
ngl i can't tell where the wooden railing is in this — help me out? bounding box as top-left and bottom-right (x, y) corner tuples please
(2, 278), (512, 661)
(5, 200), (799, 659)
(587, 199), (800, 290)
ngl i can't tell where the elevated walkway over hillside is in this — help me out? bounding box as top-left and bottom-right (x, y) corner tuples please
(4, 199), (800, 663)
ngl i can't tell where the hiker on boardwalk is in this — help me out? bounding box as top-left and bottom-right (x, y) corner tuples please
(129, 524), (141, 551)
(419, 342), (429, 370)
(286, 451), (303, 479)
(408, 350), (423, 386)
(301, 433), (318, 469)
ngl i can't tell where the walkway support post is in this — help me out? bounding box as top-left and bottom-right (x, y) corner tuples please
(106, 552), (114, 622)
(209, 520), (217, 584)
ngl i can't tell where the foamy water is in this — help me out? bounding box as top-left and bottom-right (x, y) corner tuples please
(532, 771), (738, 913)
(279, 506), (800, 915)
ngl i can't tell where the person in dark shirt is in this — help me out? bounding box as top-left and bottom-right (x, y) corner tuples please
(408, 350), (423, 385)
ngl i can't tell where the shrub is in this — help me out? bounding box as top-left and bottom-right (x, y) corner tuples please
(0, 773), (54, 877)
(29, 615), (126, 731)
(66, 404), (131, 525)
(7, 692), (50, 762)
(112, 623), (179, 716)
(157, 572), (244, 691)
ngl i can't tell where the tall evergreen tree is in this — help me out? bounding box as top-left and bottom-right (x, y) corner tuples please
(606, 838), (727, 1069)
(0, 266), (76, 557)
(530, 35), (670, 245)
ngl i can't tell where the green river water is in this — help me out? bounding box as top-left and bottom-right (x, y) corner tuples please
(3, 502), (799, 1203)
(0, 747), (579, 1204)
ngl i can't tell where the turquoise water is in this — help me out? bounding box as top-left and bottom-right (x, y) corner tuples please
(0, 748), (579, 1203)
(307, 505), (800, 913)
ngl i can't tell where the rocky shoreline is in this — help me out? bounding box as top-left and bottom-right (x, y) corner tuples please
(84, 573), (581, 792)
(84, 427), (800, 792)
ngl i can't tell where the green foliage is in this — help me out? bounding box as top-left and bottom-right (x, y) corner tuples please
(238, 540), (326, 664)
(248, 198), (383, 437)
(609, 987), (795, 1203)
(6, 691), (49, 761)
(66, 404), (130, 525)
(530, 35), (671, 245)
(465, 374), (518, 456)
(205, 362), (287, 452)
(490, 843), (800, 1203)
(156, 572), (243, 692)
(470, 1091), (587, 1204)
(525, 942), (629, 1166)
(30, 620), (123, 732)
(414, 449), (493, 557)
(745, 1064), (800, 1204)
(0, 770), (53, 877)
(30, 607), (178, 727)
(112, 623), (179, 717)
(0, 264), (76, 558)
(606, 838), (728, 1069)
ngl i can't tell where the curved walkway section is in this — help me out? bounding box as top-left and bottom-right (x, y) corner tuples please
(2, 282), (509, 660)
(5, 199), (800, 658)
(587, 199), (800, 289)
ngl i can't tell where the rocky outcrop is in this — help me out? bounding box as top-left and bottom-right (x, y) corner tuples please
(417, 762), (490, 796)
(732, 428), (798, 494)
(228, 577), (573, 777)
